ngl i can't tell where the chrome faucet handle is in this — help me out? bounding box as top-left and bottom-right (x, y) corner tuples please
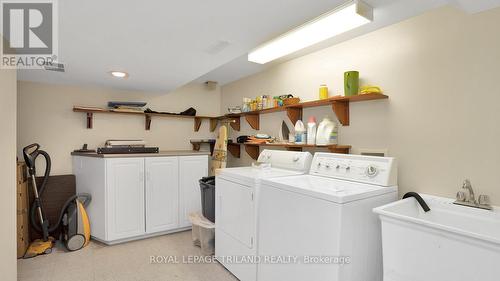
(478, 195), (491, 206)
(462, 179), (472, 189)
(462, 179), (476, 203)
(456, 191), (466, 202)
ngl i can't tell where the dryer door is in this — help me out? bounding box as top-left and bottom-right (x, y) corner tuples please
(216, 177), (255, 249)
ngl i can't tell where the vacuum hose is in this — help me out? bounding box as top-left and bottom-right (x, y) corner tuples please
(24, 143), (91, 236)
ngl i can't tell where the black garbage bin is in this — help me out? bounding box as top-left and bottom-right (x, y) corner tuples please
(199, 176), (216, 223)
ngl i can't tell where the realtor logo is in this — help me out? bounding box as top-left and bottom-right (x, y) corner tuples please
(1, 0), (58, 69)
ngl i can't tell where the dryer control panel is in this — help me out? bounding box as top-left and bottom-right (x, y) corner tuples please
(310, 153), (397, 186)
(257, 149), (313, 172)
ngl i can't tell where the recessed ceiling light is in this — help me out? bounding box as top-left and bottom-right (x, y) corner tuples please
(248, 0), (373, 64)
(109, 71), (129, 78)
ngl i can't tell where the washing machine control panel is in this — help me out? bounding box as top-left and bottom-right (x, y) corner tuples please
(310, 153), (397, 186)
(257, 149), (313, 172)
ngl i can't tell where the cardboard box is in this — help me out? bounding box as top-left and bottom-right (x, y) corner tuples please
(17, 162), (30, 258)
(17, 211), (30, 258)
(17, 162), (27, 185)
(17, 182), (28, 211)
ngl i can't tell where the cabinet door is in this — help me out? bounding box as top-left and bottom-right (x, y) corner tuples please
(179, 155), (209, 227)
(106, 158), (145, 241)
(145, 157), (179, 234)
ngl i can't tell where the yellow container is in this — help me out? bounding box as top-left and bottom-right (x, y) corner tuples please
(319, 85), (328, 100)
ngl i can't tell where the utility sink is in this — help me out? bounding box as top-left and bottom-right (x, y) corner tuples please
(374, 194), (500, 281)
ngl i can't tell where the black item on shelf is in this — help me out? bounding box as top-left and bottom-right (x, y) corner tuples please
(97, 146), (159, 154)
(199, 176), (216, 223)
(180, 107), (196, 116)
(144, 107), (197, 116)
(237, 136), (250, 143)
(73, 144), (96, 153)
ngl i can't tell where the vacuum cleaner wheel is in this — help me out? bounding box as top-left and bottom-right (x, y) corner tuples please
(66, 234), (86, 251)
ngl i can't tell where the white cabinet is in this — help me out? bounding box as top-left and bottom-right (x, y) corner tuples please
(179, 156), (210, 227)
(106, 158), (145, 241)
(73, 154), (209, 244)
(145, 157), (179, 234)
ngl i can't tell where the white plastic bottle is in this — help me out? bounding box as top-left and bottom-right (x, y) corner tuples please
(294, 120), (306, 144)
(306, 116), (317, 145)
(316, 117), (337, 145)
(330, 122), (338, 145)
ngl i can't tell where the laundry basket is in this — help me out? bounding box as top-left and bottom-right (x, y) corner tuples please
(189, 212), (215, 255)
(199, 176), (215, 223)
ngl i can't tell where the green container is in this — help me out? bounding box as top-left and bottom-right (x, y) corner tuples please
(344, 71), (359, 96)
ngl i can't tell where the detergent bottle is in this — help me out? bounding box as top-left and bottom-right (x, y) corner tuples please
(306, 116), (317, 145)
(316, 117), (337, 145)
(294, 120), (306, 144)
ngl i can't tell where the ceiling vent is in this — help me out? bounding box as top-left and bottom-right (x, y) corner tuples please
(205, 40), (231, 55)
(205, 81), (218, 90)
(44, 62), (65, 72)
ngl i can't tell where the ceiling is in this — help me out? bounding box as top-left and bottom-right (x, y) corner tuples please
(17, 0), (500, 92)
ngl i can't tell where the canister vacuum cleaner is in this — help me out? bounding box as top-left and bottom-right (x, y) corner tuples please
(23, 143), (92, 258)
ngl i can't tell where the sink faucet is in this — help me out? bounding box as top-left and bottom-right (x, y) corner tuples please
(454, 179), (492, 210)
(462, 179), (476, 204)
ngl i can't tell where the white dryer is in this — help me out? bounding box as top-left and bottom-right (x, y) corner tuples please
(215, 149), (312, 281)
(257, 153), (398, 281)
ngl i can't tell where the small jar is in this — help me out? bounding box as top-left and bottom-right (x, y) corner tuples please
(319, 84), (329, 100)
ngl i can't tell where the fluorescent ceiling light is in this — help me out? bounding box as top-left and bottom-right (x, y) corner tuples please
(248, 0), (373, 64)
(109, 71), (129, 78)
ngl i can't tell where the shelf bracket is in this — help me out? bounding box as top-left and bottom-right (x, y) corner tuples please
(332, 100), (350, 126)
(86, 112), (93, 129)
(192, 143), (201, 151)
(227, 143), (241, 158)
(209, 118), (218, 132)
(230, 117), (240, 131)
(194, 117), (202, 132)
(244, 144), (260, 160)
(245, 114), (260, 130)
(144, 114), (151, 131)
(286, 107), (302, 125)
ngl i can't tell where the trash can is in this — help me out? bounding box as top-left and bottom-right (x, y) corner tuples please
(199, 176), (216, 223)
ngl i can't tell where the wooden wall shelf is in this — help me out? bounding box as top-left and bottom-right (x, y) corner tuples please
(221, 93), (387, 128)
(73, 107), (216, 132)
(243, 143), (351, 160)
(74, 94), (386, 132)
(190, 140), (240, 158)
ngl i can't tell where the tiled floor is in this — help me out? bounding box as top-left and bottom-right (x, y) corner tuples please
(18, 231), (238, 281)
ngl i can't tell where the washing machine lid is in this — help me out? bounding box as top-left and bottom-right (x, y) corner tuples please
(217, 166), (305, 186)
(261, 175), (397, 203)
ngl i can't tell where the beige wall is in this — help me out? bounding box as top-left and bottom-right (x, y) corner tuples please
(0, 68), (17, 281)
(221, 6), (500, 204)
(17, 81), (221, 175)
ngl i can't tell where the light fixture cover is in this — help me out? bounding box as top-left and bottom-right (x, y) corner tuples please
(248, 0), (373, 64)
(110, 71), (129, 78)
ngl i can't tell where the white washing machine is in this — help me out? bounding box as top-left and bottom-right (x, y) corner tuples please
(257, 153), (398, 281)
(215, 149), (313, 281)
